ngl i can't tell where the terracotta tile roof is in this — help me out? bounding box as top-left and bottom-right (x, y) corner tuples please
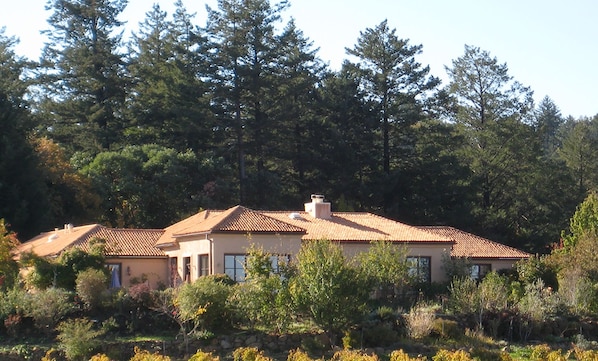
(419, 226), (531, 259)
(158, 205), (452, 245)
(264, 211), (454, 243)
(17, 224), (165, 258)
(156, 206), (306, 247)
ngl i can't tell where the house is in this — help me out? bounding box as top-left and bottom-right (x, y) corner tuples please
(18, 195), (531, 287)
(419, 226), (531, 279)
(15, 224), (168, 288)
(156, 194), (530, 285)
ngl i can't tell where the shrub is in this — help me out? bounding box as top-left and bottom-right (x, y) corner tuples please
(26, 287), (74, 335)
(233, 347), (272, 361)
(56, 318), (105, 361)
(188, 350), (220, 361)
(431, 318), (461, 339)
(573, 346), (598, 361)
(76, 268), (108, 310)
(331, 349), (378, 361)
(89, 354), (112, 361)
(129, 346), (170, 361)
(406, 302), (437, 339)
(432, 349), (473, 361)
(287, 349), (317, 361)
(176, 276), (233, 331)
(389, 350), (427, 361)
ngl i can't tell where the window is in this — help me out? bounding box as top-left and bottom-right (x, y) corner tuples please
(407, 256), (431, 283)
(198, 254), (210, 277)
(169, 257), (179, 287)
(470, 264), (491, 280)
(183, 257), (191, 282)
(269, 254), (291, 274)
(224, 254), (247, 282)
(106, 263), (121, 288)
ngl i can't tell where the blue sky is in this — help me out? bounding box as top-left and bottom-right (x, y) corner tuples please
(1, 0), (596, 118)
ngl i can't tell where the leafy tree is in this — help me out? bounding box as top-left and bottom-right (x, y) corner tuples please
(75, 267), (109, 311)
(291, 240), (370, 346)
(82, 144), (231, 228)
(234, 245), (294, 332)
(355, 241), (410, 306)
(345, 20), (439, 176)
(0, 219), (20, 290)
(56, 318), (104, 361)
(561, 191), (598, 250)
(25, 287), (75, 336)
(37, 0), (128, 152)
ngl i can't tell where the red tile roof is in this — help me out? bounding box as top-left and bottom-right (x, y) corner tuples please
(156, 206), (453, 246)
(17, 224), (165, 258)
(264, 211), (453, 243)
(419, 226), (531, 259)
(157, 206), (306, 247)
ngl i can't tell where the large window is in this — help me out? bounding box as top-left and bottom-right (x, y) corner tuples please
(198, 254), (210, 277)
(224, 254), (290, 282)
(224, 254), (247, 282)
(407, 256), (431, 283)
(470, 264), (491, 281)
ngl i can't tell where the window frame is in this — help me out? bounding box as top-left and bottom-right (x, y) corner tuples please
(407, 256), (431, 283)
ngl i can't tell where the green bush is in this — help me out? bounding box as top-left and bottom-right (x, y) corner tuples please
(331, 349), (378, 361)
(188, 350), (220, 361)
(76, 268), (108, 310)
(287, 349), (317, 361)
(25, 287), (74, 335)
(176, 276), (233, 331)
(56, 318), (105, 361)
(129, 346), (170, 361)
(232, 347), (272, 361)
(431, 318), (462, 339)
(389, 350), (427, 361)
(432, 349), (473, 361)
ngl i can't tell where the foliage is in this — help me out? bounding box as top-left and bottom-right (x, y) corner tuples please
(188, 350), (220, 361)
(286, 349), (317, 361)
(25, 287), (75, 335)
(355, 241), (410, 306)
(0, 219), (20, 290)
(441, 253), (472, 282)
(405, 301), (437, 339)
(561, 191), (598, 250)
(56, 318), (105, 361)
(232, 347), (273, 361)
(389, 350), (427, 361)
(175, 275), (233, 331)
(89, 354), (111, 361)
(291, 239), (370, 345)
(432, 349), (474, 361)
(331, 349), (378, 361)
(233, 246), (294, 332)
(515, 256), (559, 290)
(129, 346), (170, 361)
(75, 267), (109, 311)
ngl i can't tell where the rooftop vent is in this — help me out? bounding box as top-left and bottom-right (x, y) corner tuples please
(289, 212), (303, 220)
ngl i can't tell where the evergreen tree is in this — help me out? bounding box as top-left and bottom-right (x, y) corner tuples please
(445, 45), (537, 245)
(36, 0), (128, 153)
(126, 1), (215, 151)
(0, 29), (52, 239)
(345, 20), (439, 176)
(205, 0), (289, 206)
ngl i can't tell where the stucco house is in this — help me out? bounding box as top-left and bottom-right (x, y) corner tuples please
(15, 224), (167, 289)
(17, 194), (531, 287)
(157, 195), (531, 285)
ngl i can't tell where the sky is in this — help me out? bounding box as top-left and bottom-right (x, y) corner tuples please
(1, 0), (596, 118)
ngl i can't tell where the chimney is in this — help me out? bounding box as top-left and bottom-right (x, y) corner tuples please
(304, 194), (331, 219)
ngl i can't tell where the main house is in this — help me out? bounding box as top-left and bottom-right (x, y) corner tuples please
(17, 195), (531, 287)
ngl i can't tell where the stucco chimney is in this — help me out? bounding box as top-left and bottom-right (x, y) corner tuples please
(304, 194), (331, 219)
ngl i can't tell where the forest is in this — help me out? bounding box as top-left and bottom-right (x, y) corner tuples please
(1, 0), (597, 253)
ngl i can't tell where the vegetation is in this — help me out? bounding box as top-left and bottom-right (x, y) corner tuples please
(3, 0), (598, 359)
